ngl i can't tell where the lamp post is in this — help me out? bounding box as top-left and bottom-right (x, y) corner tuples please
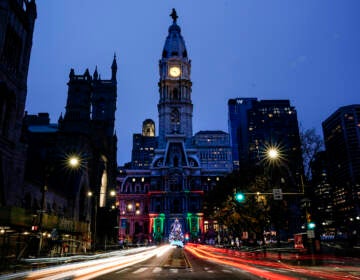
(264, 146), (306, 246)
(264, 146), (284, 246)
(87, 191), (97, 251)
(37, 174), (48, 257)
(67, 155), (94, 252)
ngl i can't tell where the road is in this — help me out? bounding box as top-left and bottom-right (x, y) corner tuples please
(98, 245), (258, 280)
(1, 244), (360, 279)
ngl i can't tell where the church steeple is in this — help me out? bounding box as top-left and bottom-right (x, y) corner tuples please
(93, 66), (99, 80)
(111, 54), (117, 81)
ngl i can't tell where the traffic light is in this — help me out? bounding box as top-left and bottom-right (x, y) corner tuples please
(235, 192), (245, 203)
(307, 222), (316, 230)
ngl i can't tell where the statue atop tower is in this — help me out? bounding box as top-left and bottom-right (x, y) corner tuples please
(170, 8), (178, 23)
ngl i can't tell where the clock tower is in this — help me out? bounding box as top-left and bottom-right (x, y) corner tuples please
(158, 9), (193, 148)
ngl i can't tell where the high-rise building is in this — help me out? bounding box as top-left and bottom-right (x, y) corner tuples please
(228, 97), (304, 237)
(310, 151), (334, 235)
(322, 105), (360, 232)
(228, 98), (303, 176)
(0, 0), (37, 206)
(228, 98), (257, 169)
(118, 10), (232, 244)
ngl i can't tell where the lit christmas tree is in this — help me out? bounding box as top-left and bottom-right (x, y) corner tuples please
(169, 218), (184, 247)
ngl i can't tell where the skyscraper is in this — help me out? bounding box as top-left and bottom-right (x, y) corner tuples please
(228, 98), (303, 178)
(322, 105), (360, 232)
(228, 98), (257, 169)
(228, 97), (304, 237)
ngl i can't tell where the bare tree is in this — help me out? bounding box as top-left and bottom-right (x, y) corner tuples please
(300, 128), (324, 180)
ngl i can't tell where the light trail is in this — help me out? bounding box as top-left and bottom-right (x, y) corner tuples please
(0, 245), (172, 280)
(185, 244), (360, 280)
(185, 245), (297, 280)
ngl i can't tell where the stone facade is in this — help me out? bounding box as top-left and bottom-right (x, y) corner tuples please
(0, 0), (37, 207)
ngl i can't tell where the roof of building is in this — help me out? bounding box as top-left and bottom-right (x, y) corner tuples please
(28, 124), (58, 133)
(162, 9), (188, 59)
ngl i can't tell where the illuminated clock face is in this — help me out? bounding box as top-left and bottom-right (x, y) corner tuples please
(169, 66), (181, 77)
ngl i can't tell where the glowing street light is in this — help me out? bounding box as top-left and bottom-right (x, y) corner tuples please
(267, 148), (279, 160)
(68, 156), (80, 168)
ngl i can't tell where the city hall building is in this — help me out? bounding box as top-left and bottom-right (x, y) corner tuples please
(117, 10), (232, 244)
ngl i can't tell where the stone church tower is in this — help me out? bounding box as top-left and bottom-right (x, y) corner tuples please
(59, 57), (118, 224)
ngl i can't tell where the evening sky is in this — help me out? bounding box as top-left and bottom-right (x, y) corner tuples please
(26, 0), (360, 165)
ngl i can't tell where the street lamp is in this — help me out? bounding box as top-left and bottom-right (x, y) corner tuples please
(69, 157), (79, 168)
(87, 190), (98, 251)
(68, 155), (81, 169)
(267, 148), (279, 160)
(37, 174), (48, 257)
(264, 146), (284, 246)
(67, 154), (96, 251)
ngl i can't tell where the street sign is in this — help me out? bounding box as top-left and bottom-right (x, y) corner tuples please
(272, 188), (283, 200)
(307, 229), (315, 239)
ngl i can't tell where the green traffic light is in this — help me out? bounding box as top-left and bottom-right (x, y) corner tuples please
(307, 222), (316, 229)
(235, 192), (245, 202)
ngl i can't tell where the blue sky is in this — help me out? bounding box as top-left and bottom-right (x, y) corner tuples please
(27, 0), (360, 165)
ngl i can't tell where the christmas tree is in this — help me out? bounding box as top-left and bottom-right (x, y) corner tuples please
(169, 218), (184, 247)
